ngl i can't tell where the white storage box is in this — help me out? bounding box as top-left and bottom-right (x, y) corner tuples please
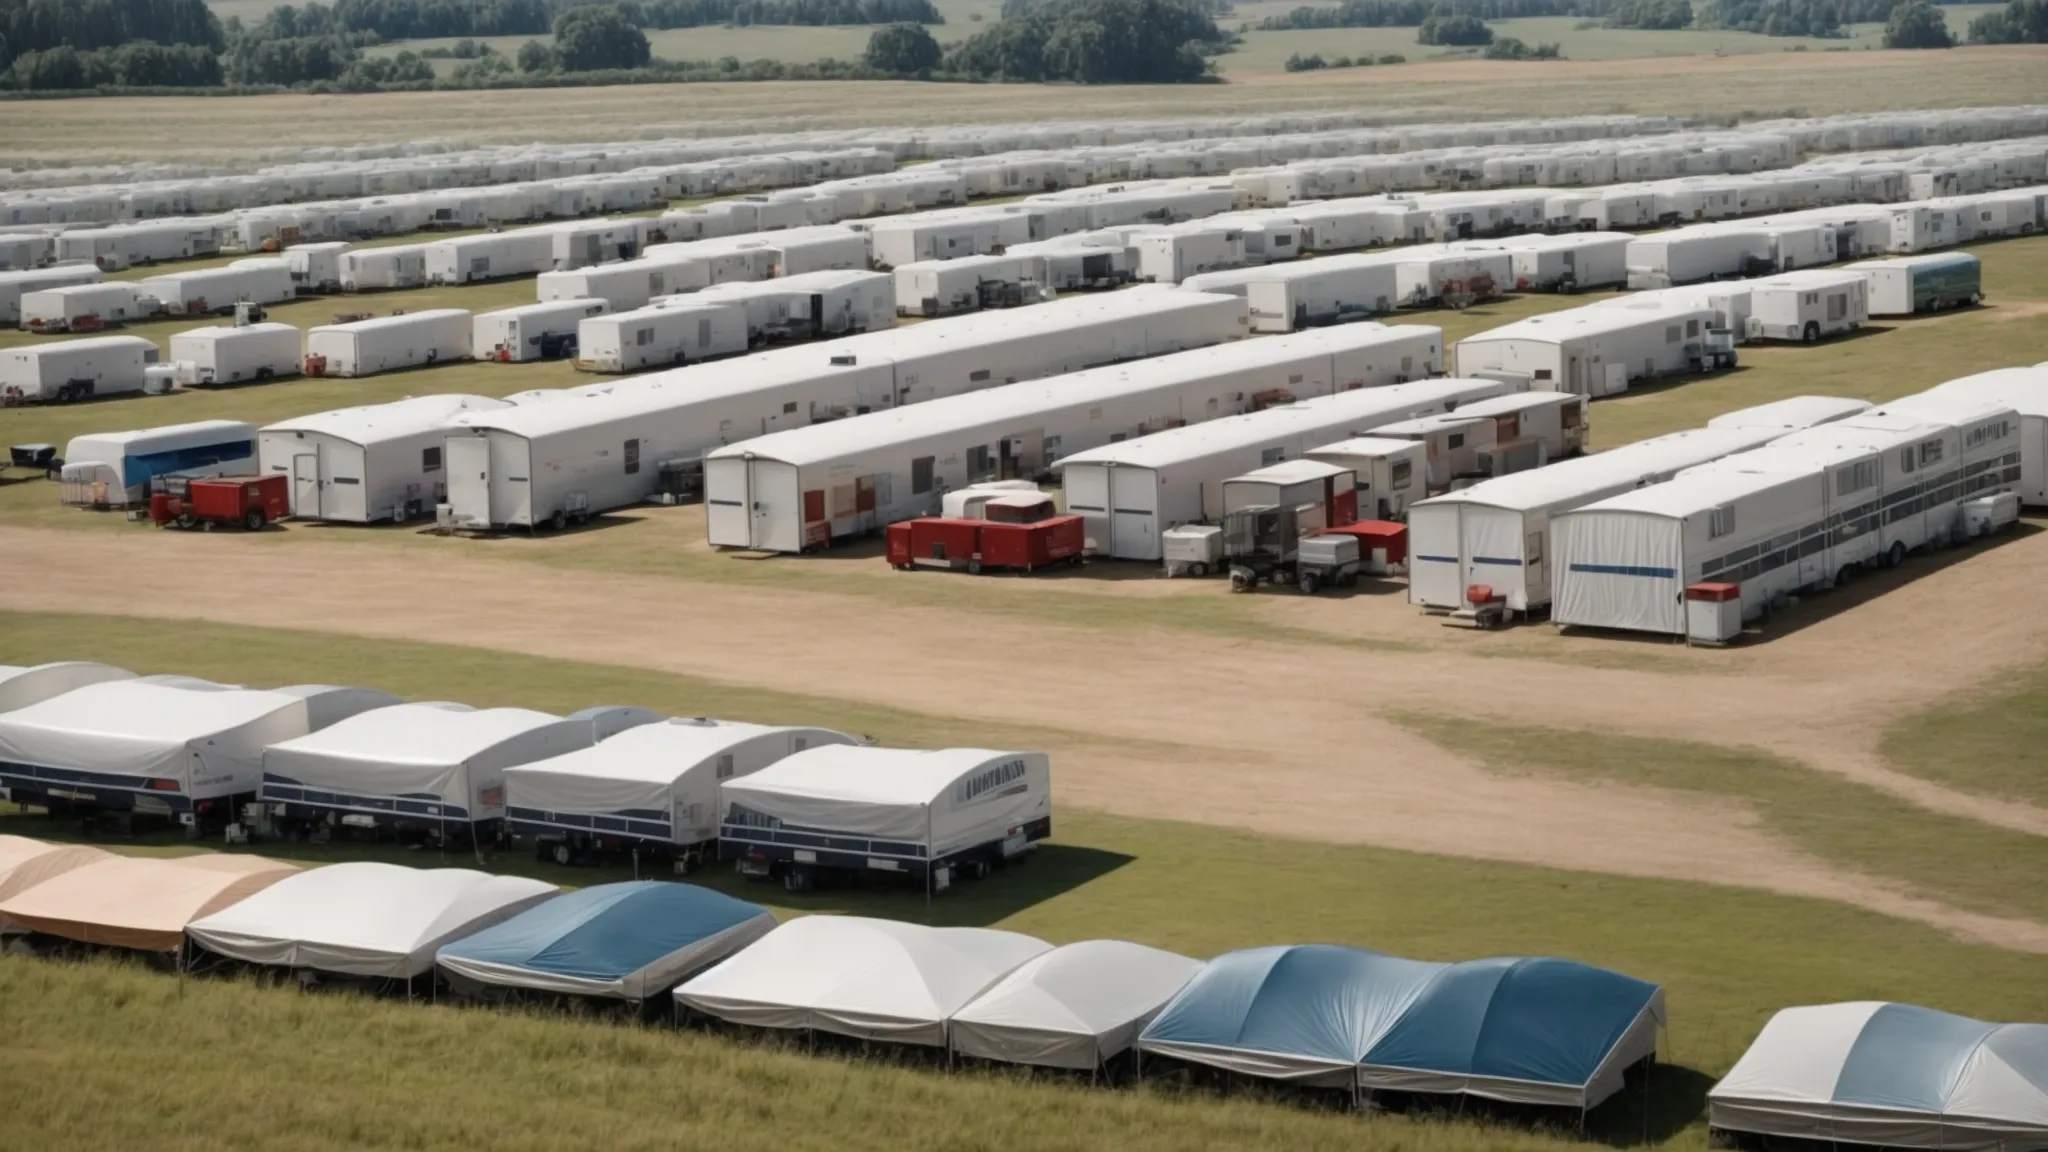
(1162, 524), (1223, 577)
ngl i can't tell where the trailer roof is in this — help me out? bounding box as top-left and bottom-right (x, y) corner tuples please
(309, 308), (469, 333)
(1417, 427), (1782, 514)
(1867, 393), (2024, 426)
(504, 719), (826, 787)
(265, 702), (562, 765)
(1570, 464), (1811, 520)
(1928, 367), (2048, 416)
(473, 299), (607, 320)
(1304, 435), (1426, 460)
(722, 745), (1028, 807)
(1226, 458), (1354, 486)
(65, 418), (253, 447)
(1748, 269), (1869, 291)
(1458, 302), (1712, 347)
(7, 334), (156, 356)
(1451, 390), (1577, 417)
(1705, 395), (1871, 430)
(1843, 251), (1982, 270)
(0, 678), (311, 745)
(171, 322), (298, 340)
(263, 394), (507, 444)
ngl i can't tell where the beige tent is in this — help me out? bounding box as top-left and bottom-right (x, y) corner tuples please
(0, 853), (298, 952)
(0, 835), (112, 905)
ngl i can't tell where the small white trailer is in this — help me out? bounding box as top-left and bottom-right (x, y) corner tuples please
(1481, 232), (1632, 292)
(1405, 424), (1785, 615)
(894, 254), (1045, 317)
(169, 322), (302, 386)
(1743, 271), (1869, 343)
(1301, 436), (1429, 521)
(284, 241), (350, 294)
(574, 300), (748, 373)
(1055, 377), (1526, 561)
(339, 243), (433, 292)
(1135, 225), (1246, 284)
(1705, 395), (1872, 431)
(304, 309), (471, 378)
(0, 264), (102, 325)
(692, 269), (894, 345)
(0, 335), (159, 405)
(1373, 412), (1499, 488)
(1624, 227), (1772, 289)
(1454, 303), (1732, 397)
(261, 393), (511, 523)
(1925, 367), (2048, 505)
(1220, 460), (1359, 540)
(537, 253), (711, 312)
(59, 418), (256, 507)
(19, 282), (157, 333)
(1004, 240), (1138, 292)
(136, 260), (295, 317)
(426, 230), (556, 285)
(1842, 253), (1983, 316)
(866, 210), (1035, 269)
(473, 299), (608, 363)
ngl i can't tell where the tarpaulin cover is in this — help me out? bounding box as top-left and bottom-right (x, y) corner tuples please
(185, 862), (556, 978)
(1710, 1002), (2048, 1150)
(674, 915), (1050, 1047)
(436, 881), (777, 1001)
(0, 662), (133, 714)
(717, 746), (1050, 859)
(0, 680), (318, 798)
(0, 853), (296, 952)
(949, 939), (1204, 1070)
(0, 835), (113, 906)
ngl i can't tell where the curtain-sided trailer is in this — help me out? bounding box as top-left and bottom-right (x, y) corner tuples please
(136, 260), (295, 317)
(473, 299), (608, 363)
(1844, 253), (1983, 315)
(1, 335), (158, 405)
(260, 393), (511, 523)
(716, 746), (1053, 892)
(1406, 425), (1787, 616)
(503, 719), (857, 865)
(1454, 303), (1730, 397)
(700, 324), (1419, 554)
(1056, 376), (1524, 562)
(445, 290), (1247, 533)
(574, 300), (748, 373)
(0, 264), (102, 326)
(169, 322), (302, 386)
(19, 282), (158, 332)
(304, 309), (471, 377)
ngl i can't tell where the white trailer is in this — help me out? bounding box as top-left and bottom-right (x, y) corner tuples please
(260, 393), (511, 523)
(894, 254), (1044, 317)
(548, 218), (646, 270)
(1056, 377), (1526, 561)
(0, 264), (102, 325)
(284, 241), (350, 294)
(867, 211), (1034, 269)
(1376, 390), (1586, 486)
(1482, 232), (1631, 292)
(473, 299), (608, 363)
(1842, 253), (1983, 316)
(1220, 460), (1358, 541)
(1455, 303), (1730, 397)
(0, 233), (55, 271)
(537, 253), (710, 311)
(54, 221), (222, 271)
(1135, 226), (1246, 284)
(1, 335), (158, 404)
(169, 322), (301, 386)
(1238, 256), (1404, 333)
(1301, 436), (1429, 521)
(19, 282), (158, 333)
(574, 300), (748, 373)
(447, 290), (1248, 533)
(1925, 368), (2048, 504)
(1705, 395), (1872, 431)
(426, 230), (556, 285)
(59, 419), (256, 507)
(136, 260), (295, 317)
(701, 325), (1423, 553)
(1625, 227), (1771, 289)
(1395, 250), (1510, 308)
(1405, 425), (1785, 615)
(1743, 271), (1869, 343)
(1007, 241), (1139, 292)
(339, 243), (432, 291)
(304, 309), (471, 378)
(693, 269), (894, 345)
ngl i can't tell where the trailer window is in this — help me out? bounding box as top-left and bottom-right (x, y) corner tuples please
(1391, 461), (1413, 489)
(1534, 369), (1552, 381)
(1899, 448), (1915, 473)
(1708, 505), (1736, 539)
(1827, 295), (1846, 322)
(783, 401), (797, 414)
(1261, 447), (1287, 467)
(911, 456), (935, 495)
(1835, 460), (1876, 495)
(1447, 433), (1466, 450)
(635, 328), (653, 347)
(1664, 325), (1681, 344)
(422, 446), (442, 474)
(716, 754), (735, 780)
(623, 438), (640, 475)
(966, 445), (995, 483)
(1686, 319), (1700, 339)
(1918, 439), (1944, 467)
(969, 369), (992, 383)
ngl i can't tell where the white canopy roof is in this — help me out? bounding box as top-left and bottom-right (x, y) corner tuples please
(674, 916), (1050, 1046)
(950, 940), (1204, 1070)
(717, 746), (1050, 857)
(185, 862), (557, 978)
(0, 661), (133, 714)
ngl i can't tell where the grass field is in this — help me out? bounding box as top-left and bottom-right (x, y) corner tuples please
(4, 610), (2048, 1151)
(1882, 654), (2048, 808)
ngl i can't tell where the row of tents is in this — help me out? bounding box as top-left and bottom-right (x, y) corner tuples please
(0, 838), (2039, 1145)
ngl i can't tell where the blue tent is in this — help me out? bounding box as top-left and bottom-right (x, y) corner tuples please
(1139, 946), (1664, 1107)
(436, 881), (777, 1001)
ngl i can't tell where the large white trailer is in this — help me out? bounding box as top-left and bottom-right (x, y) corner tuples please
(473, 299), (608, 363)
(1624, 227), (1772, 289)
(1395, 250), (1511, 309)
(1842, 253), (1983, 316)
(692, 269), (894, 345)
(1007, 241), (1139, 292)
(169, 322), (302, 386)
(19, 282), (157, 333)
(1375, 390), (1587, 486)
(1480, 232), (1632, 292)
(894, 254), (1044, 318)
(1056, 377), (1526, 561)
(1405, 425), (1786, 615)
(0, 335), (158, 404)
(426, 230), (557, 285)
(53, 221), (222, 271)
(700, 325), (1436, 553)
(0, 233), (53, 271)
(537, 253), (711, 312)
(574, 300), (748, 373)
(261, 393), (511, 523)
(1705, 395), (1872, 431)
(1925, 367), (2048, 504)
(1232, 256), (1404, 333)
(304, 309), (471, 377)
(867, 210), (1034, 269)
(445, 290), (1248, 532)
(1743, 270), (1869, 342)
(284, 241), (350, 294)
(1454, 302), (1730, 397)
(339, 243), (433, 292)
(136, 260), (295, 317)
(1135, 226), (1247, 284)
(1300, 436), (1429, 521)
(0, 264), (102, 325)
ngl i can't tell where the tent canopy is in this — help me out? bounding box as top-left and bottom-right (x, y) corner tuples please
(0, 662), (134, 714)
(0, 835), (114, 906)
(186, 862), (557, 978)
(674, 915), (1050, 1047)
(718, 746), (1050, 858)
(950, 939), (1203, 1070)
(437, 881), (778, 1000)
(1710, 1001), (2048, 1150)
(0, 853), (296, 952)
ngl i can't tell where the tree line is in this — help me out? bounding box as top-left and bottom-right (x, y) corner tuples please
(1257, 0), (1967, 35)
(0, 0), (221, 58)
(1964, 0), (2046, 38)
(933, 0), (1229, 82)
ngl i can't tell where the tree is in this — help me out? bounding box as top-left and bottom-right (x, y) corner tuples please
(863, 20), (940, 71)
(1417, 11), (1491, 42)
(450, 49), (514, 82)
(551, 3), (651, 70)
(1968, 0), (2047, 41)
(944, 0), (1222, 82)
(1883, 0), (1953, 47)
(516, 37), (554, 69)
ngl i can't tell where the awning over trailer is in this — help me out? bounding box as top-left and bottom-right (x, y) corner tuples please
(950, 939), (1204, 1070)
(436, 881), (777, 1001)
(0, 835), (113, 905)
(1710, 1002), (2048, 1151)
(674, 915), (1050, 1046)
(186, 862), (557, 978)
(0, 853), (297, 952)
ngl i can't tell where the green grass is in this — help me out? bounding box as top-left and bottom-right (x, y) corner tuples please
(1882, 652), (2048, 809)
(1390, 713), (2048, 928)
(4, 609), (2048, 1150)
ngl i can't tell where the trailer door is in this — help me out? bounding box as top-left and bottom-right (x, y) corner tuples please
(751, 459), (803, 552)
(705, 456), (753, 546)
(1108, 467), (1160, 561)
(446, 436), (492, 526)
(1064, 464), (1111, 553)
(1406, 503), (1465, 608)
(488, 434), (531, 527)
(291, 453), (321, 518)
(1465, 506), (1526, 610)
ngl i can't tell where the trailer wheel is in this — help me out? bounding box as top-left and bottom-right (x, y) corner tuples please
(175, 511), (197, 530)
(550, 509), (567, 533)
(1801, 322), (1820, 345)
(1299, 572), (1320, 595)
(1188, 562), (1208, 578)
(1969, 293), (1983, 306)
(244, 509), (267, 532)
(1230, 569), (1255, 593)
(551, 842), (575, 867)
(1887, 541), (1907, 569)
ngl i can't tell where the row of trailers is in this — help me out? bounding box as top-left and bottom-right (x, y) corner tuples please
(0, 668), (1049, 893)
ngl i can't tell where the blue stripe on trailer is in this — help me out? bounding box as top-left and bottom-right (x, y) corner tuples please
(1567, 563), (1678, 579)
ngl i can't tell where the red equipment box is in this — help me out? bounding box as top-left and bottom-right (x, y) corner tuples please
(1685, 581), (1741, 602)
(888, 515), (1085, 574)
(1319, 520), (1407, 566)
(150, 474), (288, 531)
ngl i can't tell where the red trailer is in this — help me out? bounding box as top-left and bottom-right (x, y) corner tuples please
(1319, 520), (1407, 574)
(887, 515), (1085, 574)
(149, 474), (288, 531)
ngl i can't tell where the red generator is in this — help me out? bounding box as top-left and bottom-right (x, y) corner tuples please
(888, 515), (1086, 574)
(150, 474), (289, 531)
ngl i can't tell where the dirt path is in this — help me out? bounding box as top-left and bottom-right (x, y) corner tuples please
(5, 524), (2044, 950)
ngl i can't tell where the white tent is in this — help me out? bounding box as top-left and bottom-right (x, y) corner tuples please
(185, 862), (557, 979)
(949, 940), (1203, 1070)
(674, 916), (1050, 1046)
(1710, 1001), (2048, 1150)
(0, 662), (132, 713)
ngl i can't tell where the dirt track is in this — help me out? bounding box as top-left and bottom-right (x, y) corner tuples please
(7, 524), (2047, 948)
